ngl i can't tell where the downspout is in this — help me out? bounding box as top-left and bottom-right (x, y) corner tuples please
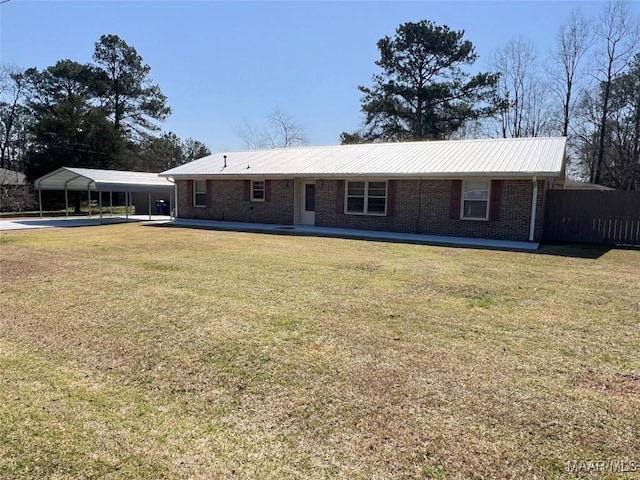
(529, 176), (538, 242)
(173, 179), (178, 218)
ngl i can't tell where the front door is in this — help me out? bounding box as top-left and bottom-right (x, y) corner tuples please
(300, 181), (315, 225)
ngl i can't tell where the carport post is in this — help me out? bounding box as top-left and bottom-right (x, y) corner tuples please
(99, 190), (103, 223)
(64, 187), (69, 217)
(125, 192), (129, 220)
(109, 192), (113, 216)
(148, 192), (152, 221)
(38, 188), (43, 218)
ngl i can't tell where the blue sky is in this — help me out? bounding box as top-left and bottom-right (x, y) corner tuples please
(1, 0), (634, 152)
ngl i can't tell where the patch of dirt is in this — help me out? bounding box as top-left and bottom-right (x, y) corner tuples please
(0, 258), (44, 282)
(578, 373), (640, 396)
(0, 249), (76, 282)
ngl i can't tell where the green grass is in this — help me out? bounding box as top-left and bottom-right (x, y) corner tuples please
(1, 224), (639, 479)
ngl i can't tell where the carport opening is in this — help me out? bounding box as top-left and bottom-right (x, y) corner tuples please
(34, 167), (175, 222)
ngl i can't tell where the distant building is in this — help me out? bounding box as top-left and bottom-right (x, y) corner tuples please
(0, 168), (32, 212)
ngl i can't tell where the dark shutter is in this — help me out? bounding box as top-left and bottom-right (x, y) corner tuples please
(449, 180), (462, 219)
(187, 180), (194, 206)
(244, 180), (250, 201)
(265, 180), (272, 202)
(206, 180), (212, 208)
(387, 180), (396, 217)
(336, 180), (345, 214)
(489, 180), (503, 221)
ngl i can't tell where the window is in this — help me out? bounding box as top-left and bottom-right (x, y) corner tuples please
(194, 180), (206, 207)
(346, 181), (387, 215)
(251, 180), (265, 202)
(461, 181), (489, 220)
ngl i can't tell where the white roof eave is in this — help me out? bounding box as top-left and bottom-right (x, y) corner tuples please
(162, 171), (562, 180)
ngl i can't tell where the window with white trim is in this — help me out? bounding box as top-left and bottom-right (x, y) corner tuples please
(194, 180), (206, 207)
(461, 181), (489, 220)
(251, 180), (265, 202)
(346, 181), (387, 215)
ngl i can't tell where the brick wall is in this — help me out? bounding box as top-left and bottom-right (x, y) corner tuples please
(316, 179), (546, 242)
(177, 178), (546, 242)
(177, 179), (294, 224)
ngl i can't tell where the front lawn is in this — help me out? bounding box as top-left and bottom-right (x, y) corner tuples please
(1, 224), (638, 479)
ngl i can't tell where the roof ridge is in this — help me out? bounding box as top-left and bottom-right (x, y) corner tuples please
(211, 136), (567, 156)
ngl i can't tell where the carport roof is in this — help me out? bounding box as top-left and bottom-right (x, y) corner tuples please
(35, 167), (174, 193)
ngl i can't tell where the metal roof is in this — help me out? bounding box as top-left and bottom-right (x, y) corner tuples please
(35, 167), (174, 193)
(564, 179), (614, 191)
(160, 137), (567, 179)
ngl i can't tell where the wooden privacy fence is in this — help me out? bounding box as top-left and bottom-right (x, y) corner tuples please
(544, 190), (640, 245)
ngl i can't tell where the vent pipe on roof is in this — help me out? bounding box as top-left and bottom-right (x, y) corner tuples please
(223, 155), (227, 168)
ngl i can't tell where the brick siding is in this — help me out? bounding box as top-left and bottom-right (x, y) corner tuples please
(177, 178), (546, 242)
(177, 179), (294, 224)
(316, 179), (545, 242)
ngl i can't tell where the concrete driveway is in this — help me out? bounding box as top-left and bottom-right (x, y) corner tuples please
(0, 215), (170, 231)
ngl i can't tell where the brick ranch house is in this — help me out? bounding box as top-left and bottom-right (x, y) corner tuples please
(160, 137), (567, 243)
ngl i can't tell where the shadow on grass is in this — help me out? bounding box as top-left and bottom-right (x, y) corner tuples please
(538, 242), (639, 259)
(147, 221), (640, 259)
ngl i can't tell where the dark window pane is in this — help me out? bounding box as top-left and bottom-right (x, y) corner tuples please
(368, 182), (386, 197)
(463, 200), (488, 219)
(195, 193), (207, 206)
(347, 197), (365, 212)
(347, 182), (365, 196)
(368, 197), (386, 213)
(305, 184), (315, 211)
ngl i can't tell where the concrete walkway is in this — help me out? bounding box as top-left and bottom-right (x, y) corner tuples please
(1, 215), (539, 251)
(163, 218), (540, 251)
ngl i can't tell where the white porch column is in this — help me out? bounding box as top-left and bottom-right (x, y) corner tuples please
(529, 176), (539, 242)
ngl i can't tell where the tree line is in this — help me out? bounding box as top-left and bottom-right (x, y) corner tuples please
(343, 1), (640, 189)
(0, 34), (210, 186)
(2, 1), (639, 194)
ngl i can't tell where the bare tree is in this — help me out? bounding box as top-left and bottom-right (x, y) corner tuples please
(591, 0), (640, 183)
(236, 108), (308, 150)
(264, 108), (308, 148)
(549, 10), (594, 137)
(0, 65), (29, 170)
(235, 119), (269, 150)
(490, 38), (553, 138)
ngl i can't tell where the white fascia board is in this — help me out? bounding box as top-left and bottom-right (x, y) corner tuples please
(165, 171), (561, 180)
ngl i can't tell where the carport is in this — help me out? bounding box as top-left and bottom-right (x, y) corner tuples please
(34, 167), (175, 220)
